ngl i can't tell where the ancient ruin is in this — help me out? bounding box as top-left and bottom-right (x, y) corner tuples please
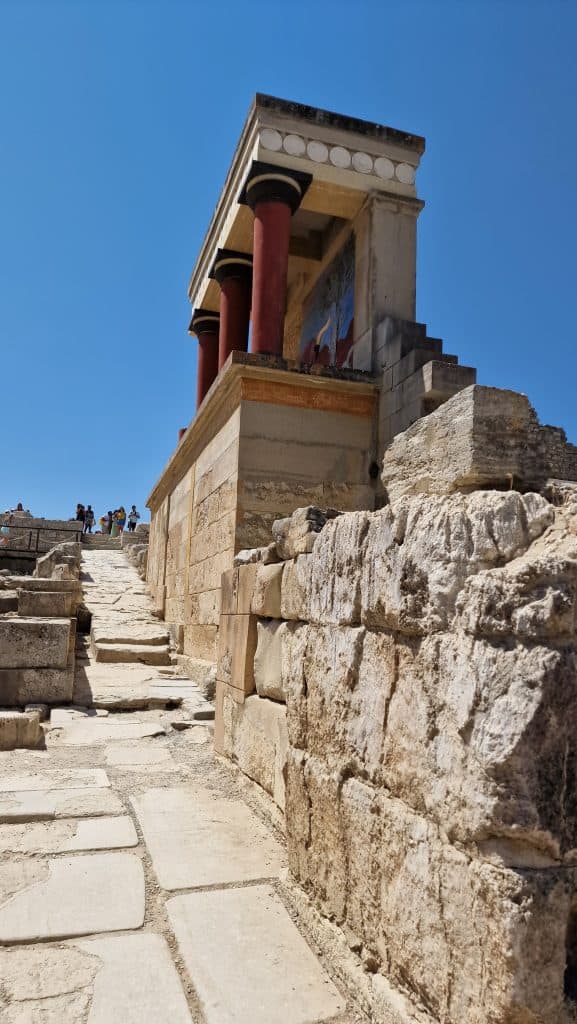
(3, 95), (577, 1023)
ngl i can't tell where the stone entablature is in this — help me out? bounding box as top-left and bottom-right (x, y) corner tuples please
(187, 94), (424, 319)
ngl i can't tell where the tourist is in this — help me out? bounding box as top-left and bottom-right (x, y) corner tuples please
(116, 506), (127, 534)
(127, 505), (140, 532)
(75, 503), (85, 524)
(107, 510), (114, 534)
(84, 505), (95, 534)
(110, 510), (120, 538)
(98, 514), (108, 533)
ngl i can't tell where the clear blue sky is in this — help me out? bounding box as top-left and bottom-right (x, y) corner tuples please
(1, 0), (576, 521)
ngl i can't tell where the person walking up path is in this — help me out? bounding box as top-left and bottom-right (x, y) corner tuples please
(127, 505), (140, 532)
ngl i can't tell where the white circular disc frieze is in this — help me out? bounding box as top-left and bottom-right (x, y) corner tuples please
(307, 140), (329, 163)
(260, 128), (283, 151)
(283, 134), (306, 156)
(352, 151), (373, 174)
(374, 157), (394, 180)
(329, 145), (351, 168)
(395, 162), (416, 184)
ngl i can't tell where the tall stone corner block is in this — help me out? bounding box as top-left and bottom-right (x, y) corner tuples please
(239, 160), (312, 357)
(220, 564), (258, 616)
(188, 308), (220, 410)
(216, 611), (258, 698)
(209, 249), (253, 370)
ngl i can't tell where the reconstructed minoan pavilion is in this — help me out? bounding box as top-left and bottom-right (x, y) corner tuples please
(146, 95), (475, 676)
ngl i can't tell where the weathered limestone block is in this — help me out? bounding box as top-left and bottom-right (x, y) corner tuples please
(456, 550), (577, 643)
(286, 753), (574, 1024)
(0, 667), (74, 705)
(18, 590), (77, 618)
(216, 613), (257, 696)
(223, 692), (288, 809)
(288, 617), (577, 858)
(0, 618), (72, 669)
(34, 541), (81, 579)
(381, 384), (577, 503)
(253, 619), (305, 703)
(0, 709), (44, 750)
(308, 512), (371, 625)
(280, 554), (312, 621)
(272, 506), (340, 561)
(359, 491), (553, 635)
(250, 563), (283, 618)
(254, 619), (284, 701)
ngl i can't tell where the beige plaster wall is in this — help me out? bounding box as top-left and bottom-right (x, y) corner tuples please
(237, 397), (375, 552)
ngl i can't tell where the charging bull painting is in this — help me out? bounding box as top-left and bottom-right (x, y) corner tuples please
(299, 235), (354, 367)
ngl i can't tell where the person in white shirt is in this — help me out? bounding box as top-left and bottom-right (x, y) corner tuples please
(127, 506), (141, 532)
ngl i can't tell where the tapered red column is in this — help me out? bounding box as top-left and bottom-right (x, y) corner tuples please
(209, 250), (252, 369)
(241, 162), (312, 356)
(188, 308), (220, 409)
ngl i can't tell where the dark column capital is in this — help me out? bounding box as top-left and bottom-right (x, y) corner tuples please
(239, 161), (312, 214)
(209, 249), (253, 286)
(188, 307), (220, 338)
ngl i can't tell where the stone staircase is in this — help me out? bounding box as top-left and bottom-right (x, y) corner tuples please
(82, 534), (122, 551)
(91, 620), (172, 665)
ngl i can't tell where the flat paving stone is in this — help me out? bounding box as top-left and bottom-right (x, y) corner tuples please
(0, 768), (110, 792)
(131, 786), (285, 890)
(0, 815), (138, 854)
(167, 885), (346, 1024)
(0, 852), (145, 942)
(0, 785), (124, 823)
(0, 934), (193, 1023)
(105, 744), (179, 771)
(48, 719), (166, 745)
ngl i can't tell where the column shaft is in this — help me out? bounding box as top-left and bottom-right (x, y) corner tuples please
(196, 329), (219, 408)
(218, 275), (251, 368)
(251, 199), (292, 356)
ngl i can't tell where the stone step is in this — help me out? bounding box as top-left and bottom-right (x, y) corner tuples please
(93, 643), (172, 665)
(82, 536), (122, 550)
(91, 622), (170, 647)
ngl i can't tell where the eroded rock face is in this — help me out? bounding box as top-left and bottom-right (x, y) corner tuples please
(277, 489), (577, 1024)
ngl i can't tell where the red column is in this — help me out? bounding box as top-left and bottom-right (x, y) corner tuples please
(188, 309), (220, 409)
(251, 199), (292, 356)
(210, 250), (253, 369)
(241, 163), (312, 357)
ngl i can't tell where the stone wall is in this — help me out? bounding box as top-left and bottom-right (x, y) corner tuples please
(146, 361), (377, 679)
(0, 541), (82, 708)
(214, 385), (577, 1024)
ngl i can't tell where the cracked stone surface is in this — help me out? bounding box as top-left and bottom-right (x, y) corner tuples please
(0, 852), (145, 942)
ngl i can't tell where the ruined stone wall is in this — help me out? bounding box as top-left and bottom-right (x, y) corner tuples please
(215, 386), (577, 1024)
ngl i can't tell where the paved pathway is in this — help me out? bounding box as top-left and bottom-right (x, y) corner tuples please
(0, 549), (360, 1023)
